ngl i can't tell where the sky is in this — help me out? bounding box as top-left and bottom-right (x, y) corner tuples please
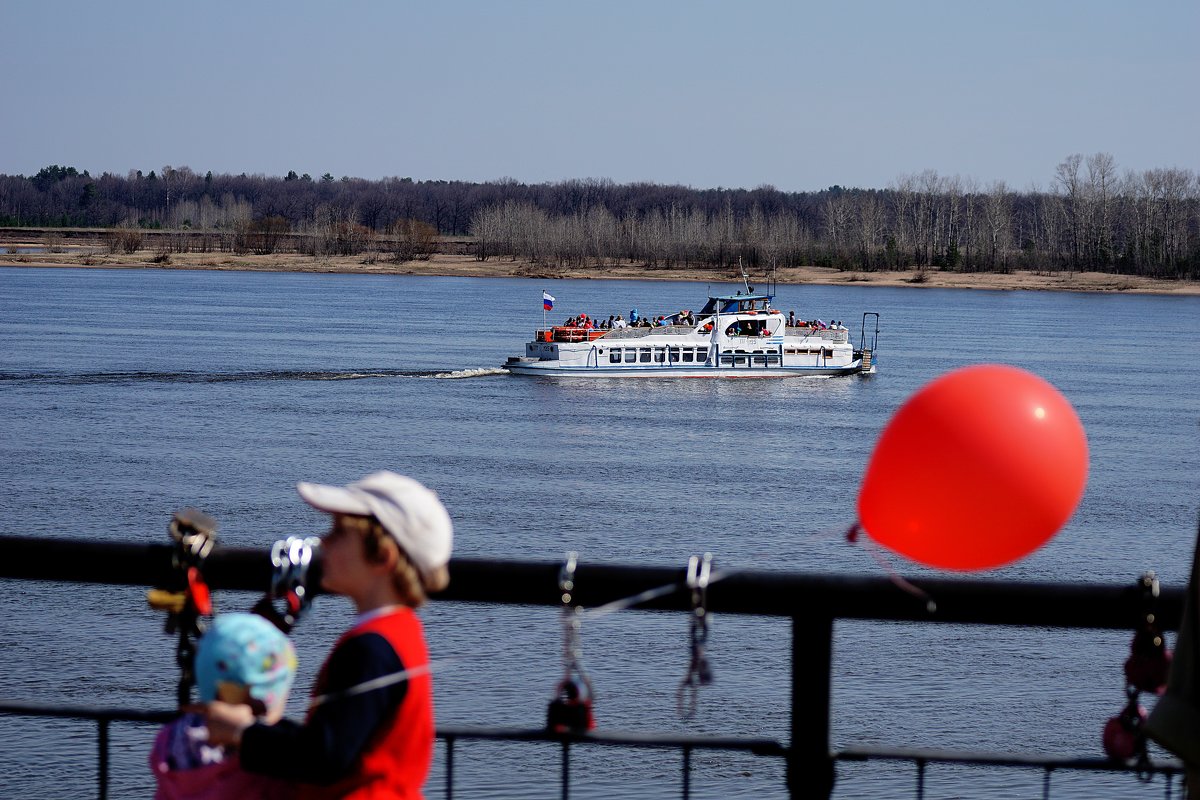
(3, 0), (1197, 193)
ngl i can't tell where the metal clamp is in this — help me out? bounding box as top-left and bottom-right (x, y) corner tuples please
(159, 508), (219, 707)
(253, 535), (321, 633)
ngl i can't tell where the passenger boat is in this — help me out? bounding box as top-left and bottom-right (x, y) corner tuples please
(503, 281), (879, 378)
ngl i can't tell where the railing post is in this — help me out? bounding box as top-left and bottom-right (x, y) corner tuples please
(788, 614), (834, 799)
(561, 739), (570, 800)
(98, 716), (109, 800)
(682, 744), (691, 800)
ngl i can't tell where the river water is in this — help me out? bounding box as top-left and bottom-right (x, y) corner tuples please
(1, 267), (1198, 799)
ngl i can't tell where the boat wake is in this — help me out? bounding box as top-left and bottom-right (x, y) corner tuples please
(0, 368), (509, 386)
(429, 367), (508, 379)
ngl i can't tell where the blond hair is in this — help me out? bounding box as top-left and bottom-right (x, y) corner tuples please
(342, 514), (450, 606)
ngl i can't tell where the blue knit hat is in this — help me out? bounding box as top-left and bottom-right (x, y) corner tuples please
(194, 613), (297, 714)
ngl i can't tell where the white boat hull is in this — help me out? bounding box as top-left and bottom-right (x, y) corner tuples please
(504, 357), (869, 378)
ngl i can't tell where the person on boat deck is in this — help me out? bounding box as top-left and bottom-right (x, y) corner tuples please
(613, 315), (627, 329)
(197, 471), (452, 800)
(151, 612), (298, 800)
(788, 311), (797, 327)
(630, 308), (639, 322)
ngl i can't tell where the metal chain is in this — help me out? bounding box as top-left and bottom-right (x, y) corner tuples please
(558, 553), (593, 695)
(678, 553), (713, 720)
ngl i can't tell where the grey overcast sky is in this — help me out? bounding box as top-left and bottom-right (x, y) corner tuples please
(3, 0), (1196, 192)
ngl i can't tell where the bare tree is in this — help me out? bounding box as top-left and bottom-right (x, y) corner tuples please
(1055, 154), (1084, 271)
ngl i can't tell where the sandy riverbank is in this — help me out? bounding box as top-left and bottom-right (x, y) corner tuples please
(2, 246), (1198, 296)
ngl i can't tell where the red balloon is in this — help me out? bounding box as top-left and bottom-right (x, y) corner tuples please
(857, 365), (1088, 570)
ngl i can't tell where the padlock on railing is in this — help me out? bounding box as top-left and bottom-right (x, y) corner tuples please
(547, 553), (597, 734)
(1103, 695), (1148, 761)
(547, 676), (596, 734)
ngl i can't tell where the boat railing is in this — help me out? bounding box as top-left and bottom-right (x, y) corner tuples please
(0, 535), (1188, 800)
(646, 325), (695, 336)
(784, 326), (849, 343)
(592, 325), (693, 341)
(591, 327), (651, 340)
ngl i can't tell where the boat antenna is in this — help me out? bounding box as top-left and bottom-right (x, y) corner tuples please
(739, 258), (751, 295)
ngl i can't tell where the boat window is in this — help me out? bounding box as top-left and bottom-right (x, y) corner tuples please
(654, 349), (665, 363)
(668, 348), (680, 363)
(752, 354), (767, 365)
(682, 350), (694, 363)
(719, 354), (734, 366)
(610, 350), (621, 363)
(639, 349), (651, 363)
(623, 349), (636, 363)
(767, 354), (780, 365)
(734, 355), (747, 366)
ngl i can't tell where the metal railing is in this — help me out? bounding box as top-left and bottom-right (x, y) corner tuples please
(0, 535), (1189, 799)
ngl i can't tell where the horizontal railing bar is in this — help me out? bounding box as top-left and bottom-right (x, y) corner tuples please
(438, 725), (787, 755)
(835, 745), (1183, 774)
(0, 701), (783, 756)
(0, 700), (174, 724)
(0, 536), (1184, 630)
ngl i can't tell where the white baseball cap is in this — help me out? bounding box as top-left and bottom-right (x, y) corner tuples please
(297, 471), (453, 581)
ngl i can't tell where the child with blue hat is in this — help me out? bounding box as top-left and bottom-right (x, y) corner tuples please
(151, 612), (297, 800)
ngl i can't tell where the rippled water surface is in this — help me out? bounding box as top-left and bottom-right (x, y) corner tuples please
(2, 267), (1199, 798)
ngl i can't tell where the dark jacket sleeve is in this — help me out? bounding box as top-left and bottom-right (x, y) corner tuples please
(241, 631), (408, 784)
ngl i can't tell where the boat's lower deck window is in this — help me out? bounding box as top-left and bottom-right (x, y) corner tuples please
(654, 349), (665, 363)
(624, 349), (636, 363)
(639, 349), (651, 363)
(682, 350), (695, 362)
(610, 350), (622, 363)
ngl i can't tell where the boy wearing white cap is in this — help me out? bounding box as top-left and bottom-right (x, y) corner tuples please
(201, 471), (452, 800)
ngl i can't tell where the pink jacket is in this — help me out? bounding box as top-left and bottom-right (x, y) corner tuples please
(151, 714), (293, 800)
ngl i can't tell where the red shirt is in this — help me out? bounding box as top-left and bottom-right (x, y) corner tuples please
(244, 607), (435, 800)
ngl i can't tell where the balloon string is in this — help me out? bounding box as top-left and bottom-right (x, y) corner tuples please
(847, 523), (938, 614)
(582, 570), (732, 622)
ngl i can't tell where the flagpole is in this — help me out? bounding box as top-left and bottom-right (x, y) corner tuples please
(542, 288), (547, 330)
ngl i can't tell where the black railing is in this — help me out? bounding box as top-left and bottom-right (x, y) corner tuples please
(0, 535), (1188, 799)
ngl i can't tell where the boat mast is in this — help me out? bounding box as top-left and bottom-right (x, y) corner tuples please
(739, 258), (751, 295)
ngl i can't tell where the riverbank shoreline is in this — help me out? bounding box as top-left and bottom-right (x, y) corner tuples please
(2, 247), (1198, 295)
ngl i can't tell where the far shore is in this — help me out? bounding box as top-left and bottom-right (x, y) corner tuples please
(2, 244), (1198, 296)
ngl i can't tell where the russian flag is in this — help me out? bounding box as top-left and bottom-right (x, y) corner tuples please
(543, 291), (555, 311)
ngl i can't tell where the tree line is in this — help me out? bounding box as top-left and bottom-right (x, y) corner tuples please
(1, 156), (1196, 278)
